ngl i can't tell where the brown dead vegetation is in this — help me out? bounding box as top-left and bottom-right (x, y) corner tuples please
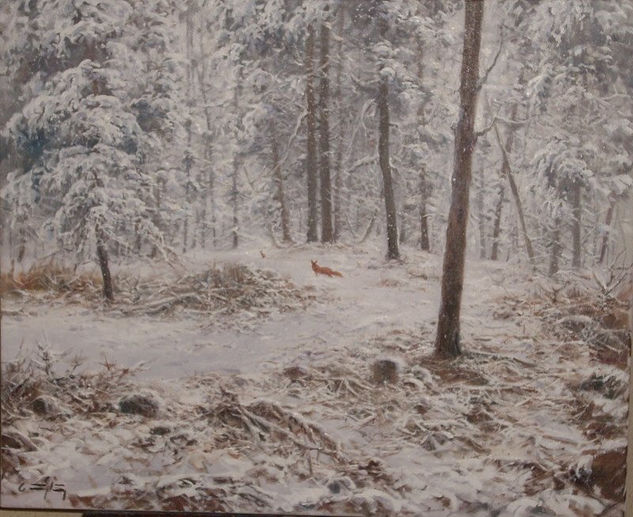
(2, 262), (315, 321)
(0, 264), (101, 297)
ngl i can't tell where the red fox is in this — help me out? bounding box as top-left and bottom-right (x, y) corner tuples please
(311, 260), (343, 278)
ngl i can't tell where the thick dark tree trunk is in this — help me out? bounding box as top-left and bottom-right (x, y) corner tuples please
(377, 74), (399, 260)
(333, 6), (345, 242)
(435, 0), (484, 358)
(490, 183), (504, 260)
(319, 15), (334, 243)
(271, 125), (292, 243)
(571, 180), (582, 268)
(96, 231), (114, 302)
(598, 201), (615, 264)
(305, 25), (319, 243)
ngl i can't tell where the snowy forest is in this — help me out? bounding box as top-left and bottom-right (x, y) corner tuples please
(1, 0), (633, 515)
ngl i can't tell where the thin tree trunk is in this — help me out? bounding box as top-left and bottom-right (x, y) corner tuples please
(194, 34), (217, 249)
(399, 212), (407, 244)
(419, 168), (430, 251)
(571, 180), (582, 268)
(333, 6), (344, 242)
(96, 229), (114, 302)
(490, 183), (504, 260)
(232, 155), (239, 249)
(271, 125), (292, 243)
(231, 68), (241, 249)
(416, 36), (430, 252)
(477, 168), (486, 259)
(598, 201), (615, 264)
(319, 14), (334, 243)
(435, 0), (484, 358)
(549, 215), (562, 276)
(182, 2), (194, 253)
(305, 25), (319, 243)
(493, 121), (535, 266)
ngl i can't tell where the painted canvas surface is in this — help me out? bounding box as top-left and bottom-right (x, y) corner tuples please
(1, 1), (631, 515)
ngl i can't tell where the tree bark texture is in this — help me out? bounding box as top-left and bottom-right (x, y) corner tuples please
(319, 16), (334, 243)
(435, 0), (484, 358)
(305, 25), (319, 243)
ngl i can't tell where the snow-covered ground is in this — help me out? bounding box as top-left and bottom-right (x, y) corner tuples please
(1, 243), (628, 515)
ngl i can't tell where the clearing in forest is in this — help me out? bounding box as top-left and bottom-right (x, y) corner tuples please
(1, 245), (628, 515)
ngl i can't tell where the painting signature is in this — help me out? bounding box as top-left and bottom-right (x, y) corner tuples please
(18, 476), (67, 500)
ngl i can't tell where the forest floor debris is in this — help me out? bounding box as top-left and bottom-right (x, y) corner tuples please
(1, 262), (316, 325)
(1, 247), (629, 515)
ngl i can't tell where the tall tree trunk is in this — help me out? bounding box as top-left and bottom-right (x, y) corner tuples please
(377, 17), (399, 260)
(182, 2), (194, 253)
(333, 6), (345, 242)
(377, 73), (399, 260)
(490, 183), (504, 260)
(305, 25), (319, 243)
(477, 168), (486, 259)
(493, 119), (535, 266)
(194, 34), (217, 249)
(571, 180), (582, 268)
(231, 69), (241, 250)
(416, 37), (431, 252)
(319, 15), (334, 243)
(598, 201), (615, 264)
(435, 0), (484, 359)
(96, 229), (114, 302)
(271, 124), (292, 243)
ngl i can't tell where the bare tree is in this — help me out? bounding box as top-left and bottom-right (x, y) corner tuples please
(319, 13), (334, 243)
(333, 6), (345, 242)
(377, 16), (399, 260)
(435, 0), (484, 358)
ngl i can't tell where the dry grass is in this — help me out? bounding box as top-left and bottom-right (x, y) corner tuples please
(0, 264), (102, 297)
